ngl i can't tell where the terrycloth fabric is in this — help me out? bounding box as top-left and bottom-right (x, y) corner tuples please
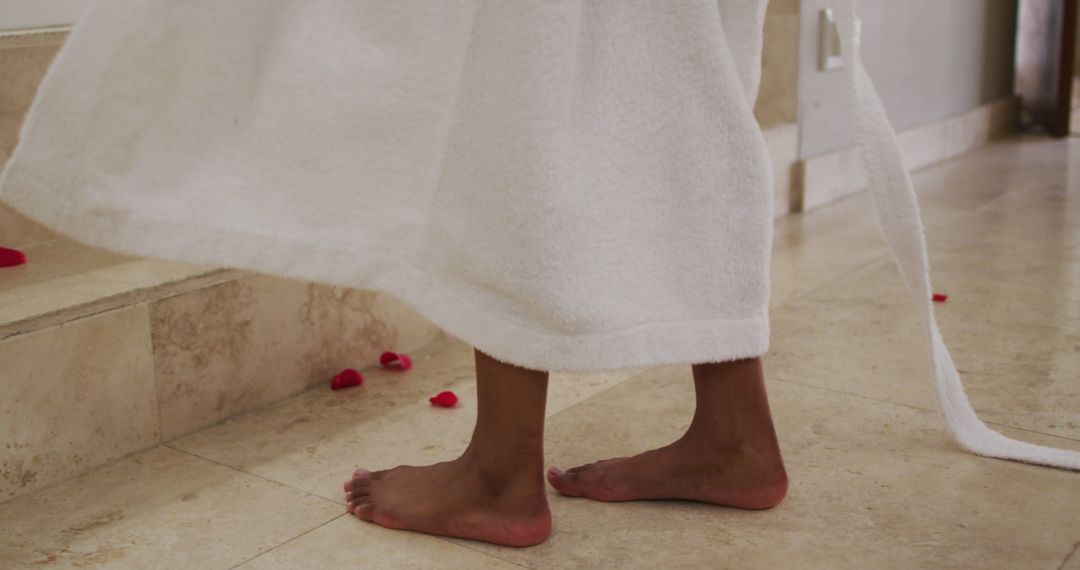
(4, 0), (1077, 471)
(0, 0), (774, 372)
(828, 0), (1080, 470)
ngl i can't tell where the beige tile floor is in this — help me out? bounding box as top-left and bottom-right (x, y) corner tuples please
(2, 135), (1080, 569)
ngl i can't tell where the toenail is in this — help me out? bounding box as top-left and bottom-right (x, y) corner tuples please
(548, 467), (564, 478)
(354, 468), (370, 479)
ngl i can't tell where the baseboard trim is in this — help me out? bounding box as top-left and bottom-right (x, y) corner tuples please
(799, 96), (1019, 212)
(763, 123), (800, 218)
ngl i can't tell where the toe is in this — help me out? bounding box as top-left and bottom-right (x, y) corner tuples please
(345, 469), (372, 498)
(568, 458), (619, 474)
(566, 458), (614, 474)
(566, 463), (593, 475)
(346, 480), (372, 506)
(349, 477), (372, 494)
(347, 481), (373, 499)
(547, 466), (585, 497)
(355, 501), (376, 521)
(347, 496), (371, 513)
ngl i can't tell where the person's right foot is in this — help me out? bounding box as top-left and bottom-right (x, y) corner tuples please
(547, 434), (788, 509)
(344, 455), (552, 548)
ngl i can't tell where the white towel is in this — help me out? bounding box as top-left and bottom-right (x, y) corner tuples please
(1, 0), (774, 372)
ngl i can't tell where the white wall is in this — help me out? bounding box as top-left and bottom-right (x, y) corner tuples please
(0, 0), (87, 32)
(798, 0), (1018, 158)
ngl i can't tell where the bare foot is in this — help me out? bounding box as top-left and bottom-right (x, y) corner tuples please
(344, 455), (552, 547)
(547, 435), (788, 509)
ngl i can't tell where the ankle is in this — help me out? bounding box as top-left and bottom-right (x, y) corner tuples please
(686, 413), (778, 447)
(680, 420), (784, 469)
(459, 445), (546, 495)
(673, 431), (789, 493)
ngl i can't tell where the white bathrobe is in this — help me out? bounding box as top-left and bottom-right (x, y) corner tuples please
(3, 0), (1077, 470)
(1, 0), (773, 372)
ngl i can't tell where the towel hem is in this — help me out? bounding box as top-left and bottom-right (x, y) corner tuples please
(0, 165), (769, 372)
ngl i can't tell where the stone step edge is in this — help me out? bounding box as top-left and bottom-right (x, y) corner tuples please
(0, 264), (247, 341)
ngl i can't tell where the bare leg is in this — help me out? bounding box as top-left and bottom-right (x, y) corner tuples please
(344, 349), (552, 547)
(547, 358), (788, 509)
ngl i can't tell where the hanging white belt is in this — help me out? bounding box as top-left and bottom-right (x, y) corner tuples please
(829, 0), (1080, 470)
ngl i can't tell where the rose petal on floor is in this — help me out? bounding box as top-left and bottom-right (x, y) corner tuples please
(379, 351), (412, 371)
(429, 391), (458, 407)
(0, 246), (27, 268)
(331, 369), (364, 390)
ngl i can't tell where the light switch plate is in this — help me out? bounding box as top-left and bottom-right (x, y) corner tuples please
(819, 8), (844, 71)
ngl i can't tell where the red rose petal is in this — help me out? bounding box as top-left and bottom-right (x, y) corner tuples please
(0, 247), (27, 268)
(932, 293), (948, 303)
(331, 369), (364, 391)
(429, 391), (458, 407)
(379, 351), (412, 371)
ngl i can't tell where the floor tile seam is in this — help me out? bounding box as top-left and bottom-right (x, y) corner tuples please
(0, 442), (177, 509)
(225, 513), (348, 570)
(144, 300), (166, 459)
(165, 443), (343, 508)
(768, 377), (1080, 445)
(1057, 539), (1080, 570)
(770, 253), (890, 311)
(438, 538), (535, 569)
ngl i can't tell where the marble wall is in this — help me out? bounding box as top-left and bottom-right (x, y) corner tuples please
(755, 0), (801, 129)
(0, 31), (63, 162)
(150, 276), (444, 441)
(0, 30), (63, 247)
(1, 305), (159, 503)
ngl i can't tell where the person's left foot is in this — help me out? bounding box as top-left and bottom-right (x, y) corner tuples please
(547, 433), (788, 509)
(344, 455), (552, 547)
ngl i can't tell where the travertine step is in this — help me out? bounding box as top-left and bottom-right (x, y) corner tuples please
(0, 237), (235, 339)
(0, 27), (447, 505)
(0, 235), (445, 504)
